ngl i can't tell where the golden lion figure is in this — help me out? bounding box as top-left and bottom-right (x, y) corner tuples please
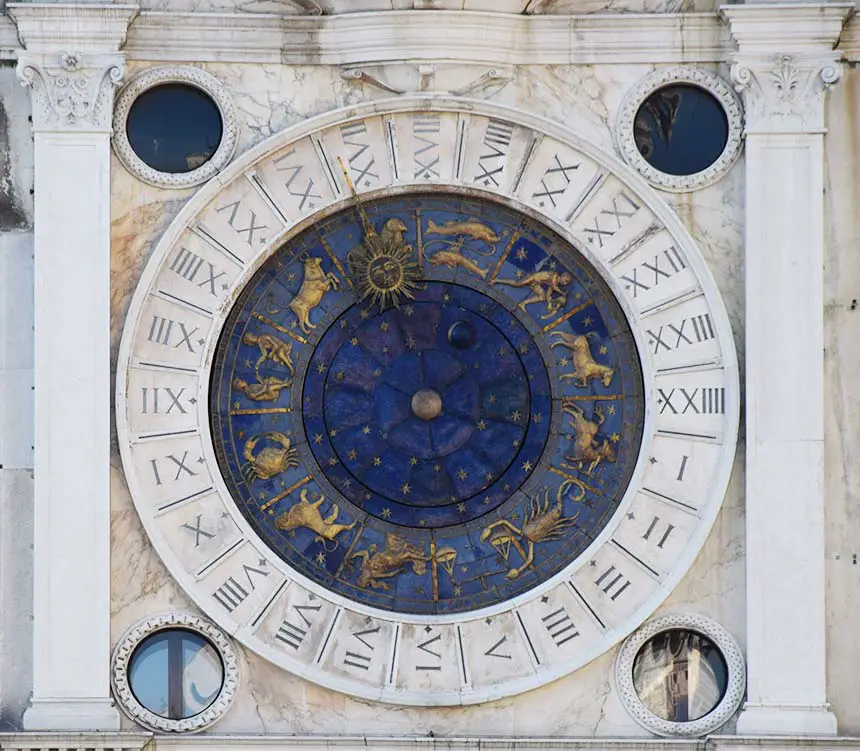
(351, 533), (428, 590)
(274, 489), (356, 547)
(550, 330), (615, 388)
(561, 400), (617, 476)
(481, 481), (583, 579)
(289, 257), (339, 334)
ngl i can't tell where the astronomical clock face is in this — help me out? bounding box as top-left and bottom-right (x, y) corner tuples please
(117, 100), (738, 705)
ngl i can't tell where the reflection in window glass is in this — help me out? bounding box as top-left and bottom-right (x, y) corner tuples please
(633, 84), (729, 177)
(632, 629), (728, 722)
(126, 84), (223, 174)
(129, 629), (224, 719)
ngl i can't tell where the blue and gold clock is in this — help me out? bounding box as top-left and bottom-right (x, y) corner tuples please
(117, 102), (738, 704)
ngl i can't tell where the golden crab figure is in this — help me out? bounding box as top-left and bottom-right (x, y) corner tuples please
(338, 157), (421, 310)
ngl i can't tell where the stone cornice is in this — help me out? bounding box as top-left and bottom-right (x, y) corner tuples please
(8, 4), (139, 53)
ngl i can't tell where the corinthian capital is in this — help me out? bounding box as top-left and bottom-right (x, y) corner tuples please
(721, 3), (852, 134)
(9, 4), (138, 133)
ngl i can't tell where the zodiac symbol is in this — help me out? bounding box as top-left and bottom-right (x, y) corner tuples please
(350, 534), (457, 590)
(561, 400), (617, 476)
(242, 332), (295, 374)
(494, 270), (572, 319)
(241, 431), (300, 482)
(289, 257), (340, 334)
(274, 489), (356, 549)
(550, 330), (615, 388)
(426, 218), (500, 247)
(232, 375), (291, 402)
(480, 481), (583, 579)
(425, 234), (495, 281)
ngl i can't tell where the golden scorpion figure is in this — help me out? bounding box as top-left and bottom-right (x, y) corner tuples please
(481, 480), (584, 579)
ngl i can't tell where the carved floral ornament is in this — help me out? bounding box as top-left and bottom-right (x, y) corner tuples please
(730, 53), (843, 132)
(16, 51), (125, 132)
(615, 67), (744, 193)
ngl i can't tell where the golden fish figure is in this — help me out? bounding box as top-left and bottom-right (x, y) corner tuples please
(480, 481), (583, 579)
(232, 375), (291, 402)
(550, 330), (615, 388)
(561, 400), (617, 476)
(494, 270), (572, 319)
(426, 236), (489, 280)
(289, 257), (339, 334)
(426, 218), (500, 247)
(274, 489), (356, 548)
(241, 431), (299, 482)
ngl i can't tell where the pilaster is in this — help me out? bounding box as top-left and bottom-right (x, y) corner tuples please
(8, 3), (138, 731)
(721, 2), (853, 737)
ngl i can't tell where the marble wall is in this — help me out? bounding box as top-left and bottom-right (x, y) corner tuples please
(109, 60), (746, 736)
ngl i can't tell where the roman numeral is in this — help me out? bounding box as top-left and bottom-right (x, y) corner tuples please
(620, 246), (686, 298)
(542, 606), (579, 647)
(484, 635), (512, 660)
(169, 247), (227, 295)
(594, 565), (631, 601)
(273, 148), (322, 212)
(213, 576), (249, 612)
(676, 454), (690, 481)
(473, 118), (514, 187)
(216, 199), (269, 247)
(150, 451), (198, 486)
(341, 121), (378, 187)
(642, 516), (675, 549)
(140, 386), (193, 415)
(343, 625), (380, 670)
(181, 514), (216, 547)
(647, 313), (715, 353)
(582, 193), (641, 249)
(657, 387), (725, 415)
(275, 602), (322, 650)
(147, 315), (200, 353)
(532, 154), (580, 208)
(413, 114), (441, 179)
(415, 631), (442, 671)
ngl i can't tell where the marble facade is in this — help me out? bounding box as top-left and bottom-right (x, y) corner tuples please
(0, 2), (858, 747)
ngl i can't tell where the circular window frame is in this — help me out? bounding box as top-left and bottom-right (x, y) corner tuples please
(112, 66), (238, 189)
(615, 67), (744, 193)
(615, 613), (745, 737)
(111, 612), (239, 733)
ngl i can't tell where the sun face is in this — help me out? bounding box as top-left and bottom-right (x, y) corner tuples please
(347, 217), (421, 310)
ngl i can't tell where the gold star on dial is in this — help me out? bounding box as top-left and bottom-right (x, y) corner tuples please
(476, 420), (487, 431)
(488, 394), (497, 404)
(362, 425), (371, 434)
(373, 456), (382, 466)
(600, 345), (608, 355)
(457, 503), (466, 513)
(608, 405), (617, 415)
(313, 433), (323, 444)
(409, 456), (418, 466)
(350, 337), (359, 346)
(316, 362), (327, 374)
(521, 460), (533, 472)
(611, 433), (620, 443)
(583, 316), (593, 327)
(316, 552), (326, 565)
(401, 483), (411, 495)
(516, 248), (528, 260)
(329, 428), (338, 437)
(457, 469), (468, 480)
(510, 410), (522, 422)
(347, 449), (358, 460)
(381, 508), (392, 519)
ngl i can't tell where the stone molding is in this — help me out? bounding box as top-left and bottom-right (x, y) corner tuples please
(9, 5), (139, 133)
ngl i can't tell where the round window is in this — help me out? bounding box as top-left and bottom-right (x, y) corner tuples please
(632, 629), (728, 722)
(128, 628), (224, 720)
(633, 84), (728, 177)
(126, 83), (223, 174)
(112, 613), (239, 732)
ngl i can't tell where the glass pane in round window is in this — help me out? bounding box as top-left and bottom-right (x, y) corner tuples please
(632, 629), (728, 722)
(129, 629), (224, 719)
(633, 84), (729, 177)
(126, 84), (223, 174)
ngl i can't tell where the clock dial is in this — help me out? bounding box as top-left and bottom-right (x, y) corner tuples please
(116, 102), (738, 704)
(209, 195), (644, 615)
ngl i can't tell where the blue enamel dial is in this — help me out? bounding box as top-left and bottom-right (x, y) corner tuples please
(210, 193), (644, 615)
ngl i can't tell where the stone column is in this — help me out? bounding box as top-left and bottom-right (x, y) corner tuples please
(8, 4), (138, 731)
(721, 3), (852, 736)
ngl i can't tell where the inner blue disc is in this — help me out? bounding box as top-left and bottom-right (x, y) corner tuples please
(301, 282), (551, 527)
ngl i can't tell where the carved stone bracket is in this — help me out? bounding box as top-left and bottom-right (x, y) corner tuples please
(340, 62), (513, 99)
(17, 53), (125, 132)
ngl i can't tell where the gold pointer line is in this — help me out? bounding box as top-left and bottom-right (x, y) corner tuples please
(231, 407), (292, 415)
(488, 230), (519, 284)
(549, 466), (601, 497)
(558, 394), (622, 402)
(317, 231), (353, 289)
(260, 475), (311, 512)
(416, 207), (424, 272)
(251, 312), (308, 345)
(337, 157), (382, 252)
(335, 522), (366, 579)
(430, 537), (439, 602)
(541, 299), (594, 333)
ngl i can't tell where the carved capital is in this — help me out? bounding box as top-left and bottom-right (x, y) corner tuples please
(17, 52), (125, 132)
(730, 52), (843, 133)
